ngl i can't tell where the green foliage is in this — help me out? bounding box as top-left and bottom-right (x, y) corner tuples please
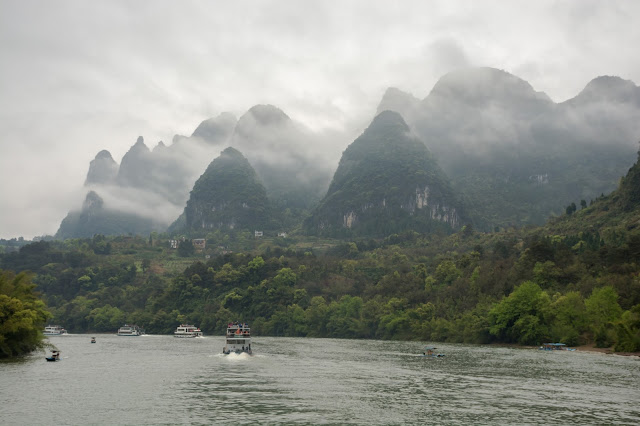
(488, 281), (551, 345)
(4, 159), (640, 353)
(305, 111), (466, 237)
(182, 147), (273, 232)
(177, 240), (195, 257)
(585, 287), (622, 328)
(0, 270), (51, 358)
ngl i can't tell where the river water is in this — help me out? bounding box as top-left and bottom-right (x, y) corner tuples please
(1, 334), (638, 425)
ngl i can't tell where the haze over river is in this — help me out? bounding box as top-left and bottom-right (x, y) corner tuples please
(1, 334), (638, 425)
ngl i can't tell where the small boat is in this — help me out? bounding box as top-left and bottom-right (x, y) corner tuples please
(223, 321), (252, 355)
(540, 343), (576, 351)
(117, 324), (142, 336)
(174, 324), (203, 338)
(45, 350), (61, 361)
(422, 346), (445, 358)
(43, 325), (68, 336)
(91, 337), (96, 343)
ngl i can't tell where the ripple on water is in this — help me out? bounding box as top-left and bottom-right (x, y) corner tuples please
(1, 336), (639, 425)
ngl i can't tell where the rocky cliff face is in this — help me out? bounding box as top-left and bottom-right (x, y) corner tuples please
(305, 111), (466, 237)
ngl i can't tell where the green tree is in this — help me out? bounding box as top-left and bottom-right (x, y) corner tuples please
(586, 286), (622, 328)
(177, 240), (195, 257)
(435, 260), (461, 285)
(549, 291), (587, 346)
(488, 281), (551, 345)
(0, 270), (51, 358)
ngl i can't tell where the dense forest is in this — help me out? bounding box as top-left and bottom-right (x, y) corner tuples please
(2, 159), (640, 353)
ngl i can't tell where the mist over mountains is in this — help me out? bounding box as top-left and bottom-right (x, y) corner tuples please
(378, 68), (640, 229)
(56, 67), (640, 239)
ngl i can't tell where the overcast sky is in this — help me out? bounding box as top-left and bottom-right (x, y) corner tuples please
(1, 0), (639, 239)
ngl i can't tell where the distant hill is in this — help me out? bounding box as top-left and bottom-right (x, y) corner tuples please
(84, 150), (118, 186)
(176, 147), (273, 232)
(305, 111), (467, 237)
(231, 104), (332, 210)
(190, 112), (237, 144)
(545, 148), (640, 236)
(377, 67), (640, 231)
(57, 113), (239, 239)
(55, 68), (640, 240)
(56, 191), (162, 239)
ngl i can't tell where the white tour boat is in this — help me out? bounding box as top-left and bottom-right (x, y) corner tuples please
(223, 321), (252, 354)
(117, 324), (143, 336)
(174, 324), (203, 338)
(43, 325), (68, 336)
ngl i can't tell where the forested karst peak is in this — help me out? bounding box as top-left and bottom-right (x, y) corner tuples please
(82, 190), (104, 210)
(133, 136), (149, 150)
(153, 141), (167, 152)
(180, 146), (272, 232)
(191, 112), (237, 144)
(306, 110), (466, 237)
(117, 136), (154, 188)
(54, 68), (640, 240)
(376, 87), (421, 118)
(95, 150), (115, 160)
(565, 76), (640, 106)
(243, 104), (291, 126)
(85, 150), (118, 186)
(229, 104), (330, 210)
(426, 67), (552, 110)
(362, 110), (411, 136)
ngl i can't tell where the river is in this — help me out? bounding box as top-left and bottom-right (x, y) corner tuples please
(1, 334), (638, 425)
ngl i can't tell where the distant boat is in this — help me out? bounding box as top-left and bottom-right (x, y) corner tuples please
(117, 324), (142, 336)
(540, 343), (576, 351)
(91, 337), (96, 343)
(45, 350), (61, 361)
(422, 346), (445, 358)
(174, 324), (203, 338)
(223, 321), (252, 355)
(43, 325), (67, 336)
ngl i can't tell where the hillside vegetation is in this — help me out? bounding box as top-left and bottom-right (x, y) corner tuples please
(3, 154), (640, 352)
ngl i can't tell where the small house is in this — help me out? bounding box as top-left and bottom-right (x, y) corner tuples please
(192, 238), (206, 250)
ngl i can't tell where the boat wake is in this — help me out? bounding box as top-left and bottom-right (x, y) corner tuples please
(230, 352), (252, 360)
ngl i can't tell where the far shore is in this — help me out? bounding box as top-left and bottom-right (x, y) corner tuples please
(488, 342), (640, 358)
(574, 344), (640, 358)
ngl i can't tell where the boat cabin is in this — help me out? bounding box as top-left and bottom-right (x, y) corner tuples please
(223, 321), (252, 354)
(541, 343), (570, 351)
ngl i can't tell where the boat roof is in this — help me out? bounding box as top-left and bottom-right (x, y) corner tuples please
(542, 343), (566, 346)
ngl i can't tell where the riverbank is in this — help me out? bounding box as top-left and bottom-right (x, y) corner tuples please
(575, 344), (640, 358)
(489, 342), (640, 358)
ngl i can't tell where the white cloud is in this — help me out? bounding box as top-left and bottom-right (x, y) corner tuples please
(1, 0), (640, 238)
